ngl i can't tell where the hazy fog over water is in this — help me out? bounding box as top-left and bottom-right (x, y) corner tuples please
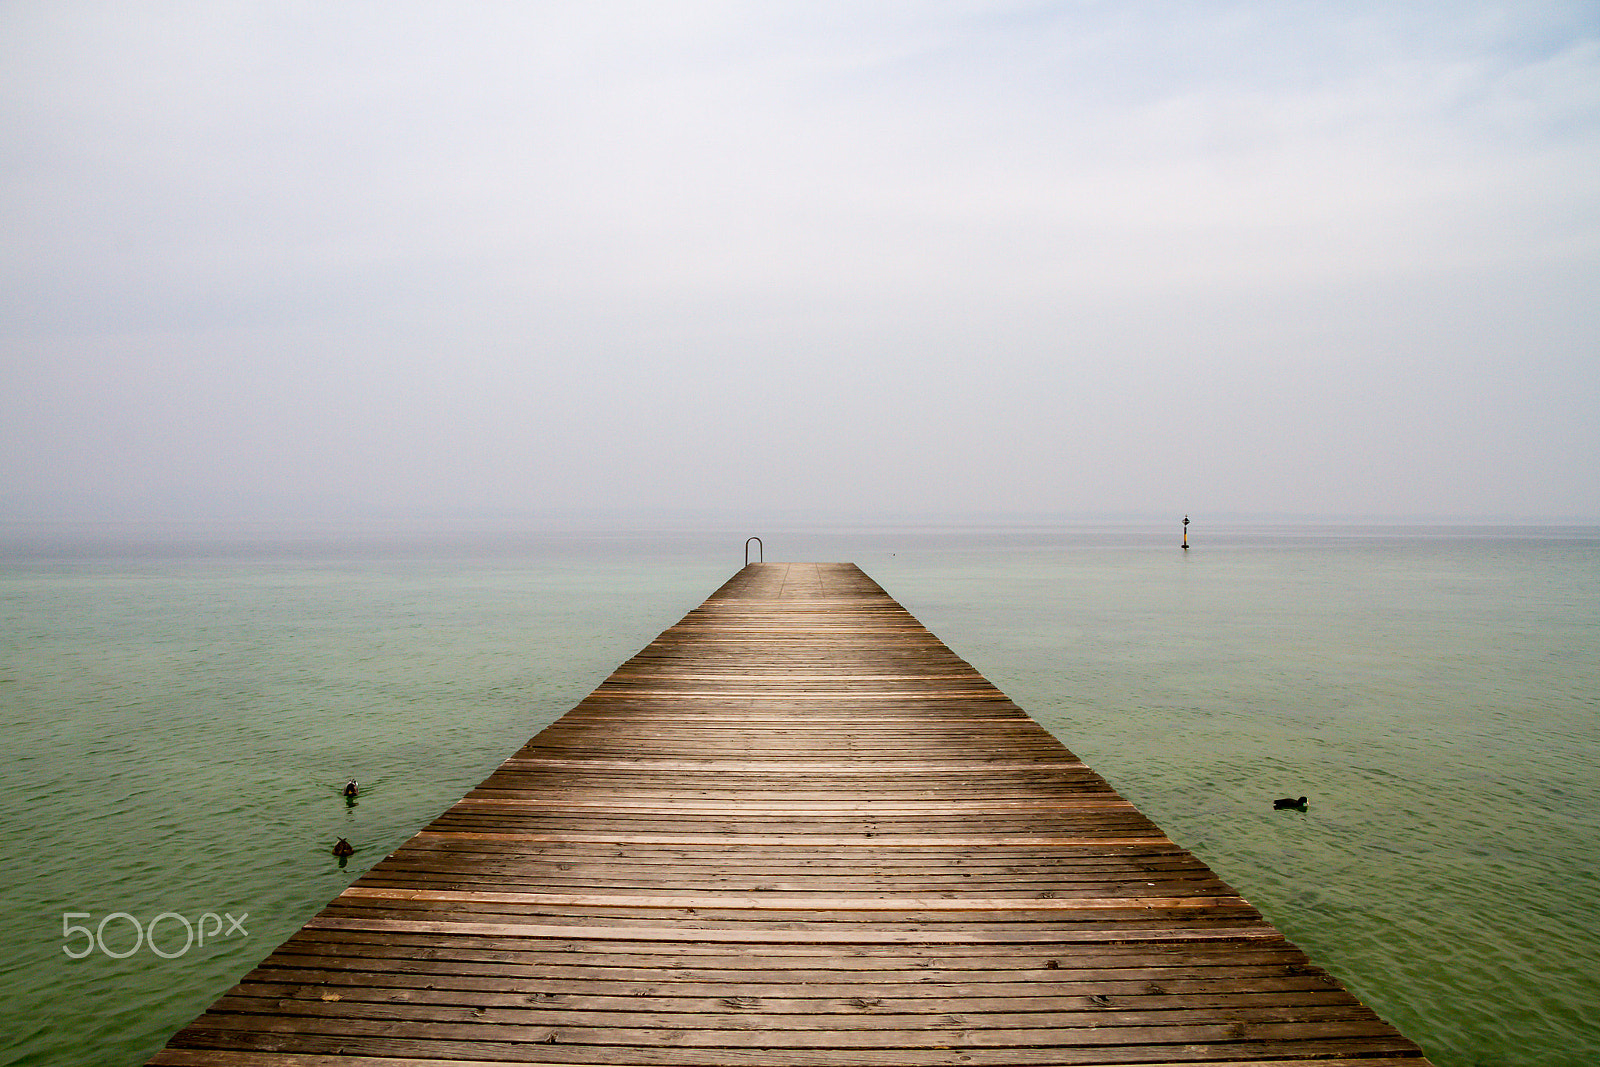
(4, 2), (1597, 524)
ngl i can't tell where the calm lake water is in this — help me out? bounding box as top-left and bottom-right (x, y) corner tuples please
(2, 521), (1596, 1066)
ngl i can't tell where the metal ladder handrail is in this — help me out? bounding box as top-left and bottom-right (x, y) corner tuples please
(745, 537), (763, 565)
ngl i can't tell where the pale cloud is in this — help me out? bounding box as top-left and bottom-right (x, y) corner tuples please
(3, 2), (1596, 521)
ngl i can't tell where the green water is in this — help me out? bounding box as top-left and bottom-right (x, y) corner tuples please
(2, 522), (1596, 1065)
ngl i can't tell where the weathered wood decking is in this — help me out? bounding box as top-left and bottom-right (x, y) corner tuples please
(151, 562), (1431, 1066)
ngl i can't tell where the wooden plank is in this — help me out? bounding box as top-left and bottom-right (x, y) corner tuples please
(498, 759), (1092, 771)
(148, 562), (1432, 1066)
(152, 1049), (1427, 1067)
(335, 887), (1251, 910)
(300, 917), (1285, 945)
(451, 799), (1139, 812)
(412, 832), (1179, 847)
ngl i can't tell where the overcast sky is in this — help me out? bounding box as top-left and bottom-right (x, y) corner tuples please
(4, 2), (1596, 524)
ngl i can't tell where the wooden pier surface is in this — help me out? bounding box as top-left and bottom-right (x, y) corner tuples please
(151, 562), (1431, 1066)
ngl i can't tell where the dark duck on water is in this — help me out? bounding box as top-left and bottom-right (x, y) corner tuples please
(1273, 796), (1309, 811)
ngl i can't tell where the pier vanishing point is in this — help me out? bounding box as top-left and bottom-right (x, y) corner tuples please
(151, 562), (1432, 1066)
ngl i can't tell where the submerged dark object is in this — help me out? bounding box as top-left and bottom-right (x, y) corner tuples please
(343, 780), (359, 798)
(332, 838), (355, 857)
(1273, 796), (1308, 811)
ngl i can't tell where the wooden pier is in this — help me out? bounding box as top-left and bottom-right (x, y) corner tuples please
(151, 562), (1431, 1066)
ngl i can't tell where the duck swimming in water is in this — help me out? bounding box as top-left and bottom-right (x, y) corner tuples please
(1273, 796), (1308, 811)
(332, 838), (355, 857)
(343, 780), (359, 798)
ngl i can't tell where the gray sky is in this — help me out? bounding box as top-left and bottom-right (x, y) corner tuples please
(4, 2), (1597, 523)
